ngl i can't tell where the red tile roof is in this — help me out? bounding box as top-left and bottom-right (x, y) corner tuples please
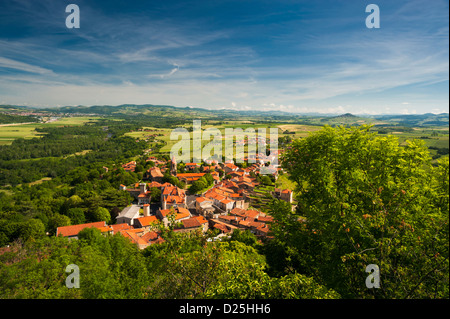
(245, 209), (260, 219)
(230, 208), (247, 217)
(213, 223), (231, 233)
(182, 217), (202, 229)
(194, 215), (208, 224)
(175, 211), (191, 220)
(97, 223), (133, 234)
(118, 230), (147, 246)
(177, 207), (190, 215)
(136, 215), (158, 227)
(141, 231), (159, 242)
(56, 221), (106, 237)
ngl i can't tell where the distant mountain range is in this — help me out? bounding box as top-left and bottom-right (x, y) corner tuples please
(1, 104), (448, 127)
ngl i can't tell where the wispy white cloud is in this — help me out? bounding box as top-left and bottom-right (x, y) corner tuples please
(0, 56), (54, 75)
(0, 0), (447, 114)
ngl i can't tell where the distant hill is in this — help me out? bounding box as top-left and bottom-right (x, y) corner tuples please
(374, 113), (449, 127)
(1, 104), (448, 127)
(333, 113), (357, 118)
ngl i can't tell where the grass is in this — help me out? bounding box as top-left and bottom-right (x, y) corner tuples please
(63, 150), (92, 158)
(275, 174), (297, 191)
(28, 177), (52, 186)
(126, 121), (449, 163)
(41, 116), (102, 126)
(0, 124), (45, 144)
(129, 123), (282, 159)
(0, 117), (102, 145)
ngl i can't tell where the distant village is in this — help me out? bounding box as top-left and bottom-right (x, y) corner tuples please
(56, 154), (294, 249)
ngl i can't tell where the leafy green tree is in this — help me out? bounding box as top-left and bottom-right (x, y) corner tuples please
(48, 213), (71, 235)
(204, 173), (214, 186)
(67, 195), (83, 208)
(261, 175), (273, 186)
(19, 219), (45, 241)
(66, 208), (86, 225)
(280, 125), (449, 298)
(149, 187), (161, 203)
(228, 229), (261, 249)
(91, 207), (111, 224)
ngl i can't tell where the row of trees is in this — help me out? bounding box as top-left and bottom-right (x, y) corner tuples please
(0, 122), (148, 186)
(0, 113), (39, 124)
(0, 227), (338, 299)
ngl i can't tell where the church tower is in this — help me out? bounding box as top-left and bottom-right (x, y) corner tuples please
(171, 155), (177, 176)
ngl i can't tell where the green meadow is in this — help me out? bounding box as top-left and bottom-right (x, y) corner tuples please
(0, 117), (102, 145)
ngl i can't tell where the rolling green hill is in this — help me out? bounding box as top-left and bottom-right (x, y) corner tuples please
(1, 104), (448, 128)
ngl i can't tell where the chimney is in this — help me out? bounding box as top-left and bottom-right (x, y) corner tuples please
(143, 204), (150, 217)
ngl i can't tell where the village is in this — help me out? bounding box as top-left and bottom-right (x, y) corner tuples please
(56, 154), (294, 250)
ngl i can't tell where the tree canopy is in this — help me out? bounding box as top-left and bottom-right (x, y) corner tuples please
(277, 125), (449, 298)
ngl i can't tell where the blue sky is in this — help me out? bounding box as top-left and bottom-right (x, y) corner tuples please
(0, 0), (448, 114)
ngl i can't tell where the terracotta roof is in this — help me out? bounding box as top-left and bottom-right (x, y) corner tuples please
(213, 223), (231, 233)
(230, 208), (246, 217)
(196, 197), (207, 203)
(153, 237), (165, 244)
(111, 223), (133, 232)
(257, 216), (274, 223)
(256, 224), (270, 234)
(162, 186), (185, 197)
(136, 215), (158, 227)
(194, 216), (208, 224)
(175, 211), (191, 220)
(219, 215), (238, 222)
(97, 226), (111, 233)
(165, 195), (185, 204)
(177, 207), (190, 215)
(141, 231), (159, 242)
(182, 217), (202, 229)
(56, 221), (106, 237)
(97, 223), (133, 234)
(158, 209), (172, 217)
(239, 220), (251, 227)
(148, 181), (162, 188)
(118, 230), (147, 246)
(245, 209), (260, 219)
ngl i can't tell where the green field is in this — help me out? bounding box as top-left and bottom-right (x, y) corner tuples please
(0, 124), (45, 145)
(375, 126), (449, 160)
(0, 117), (102, 145)
(126, 124), (282, 157)
(123, 121), (449, 163)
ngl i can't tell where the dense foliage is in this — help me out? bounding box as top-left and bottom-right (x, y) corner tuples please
(278, 125), (449, 298)
(0, 122), (147, 186)
(0, 113), (39, 124)
(0, 230), (338, 299)
(0, 123), (448, 299)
